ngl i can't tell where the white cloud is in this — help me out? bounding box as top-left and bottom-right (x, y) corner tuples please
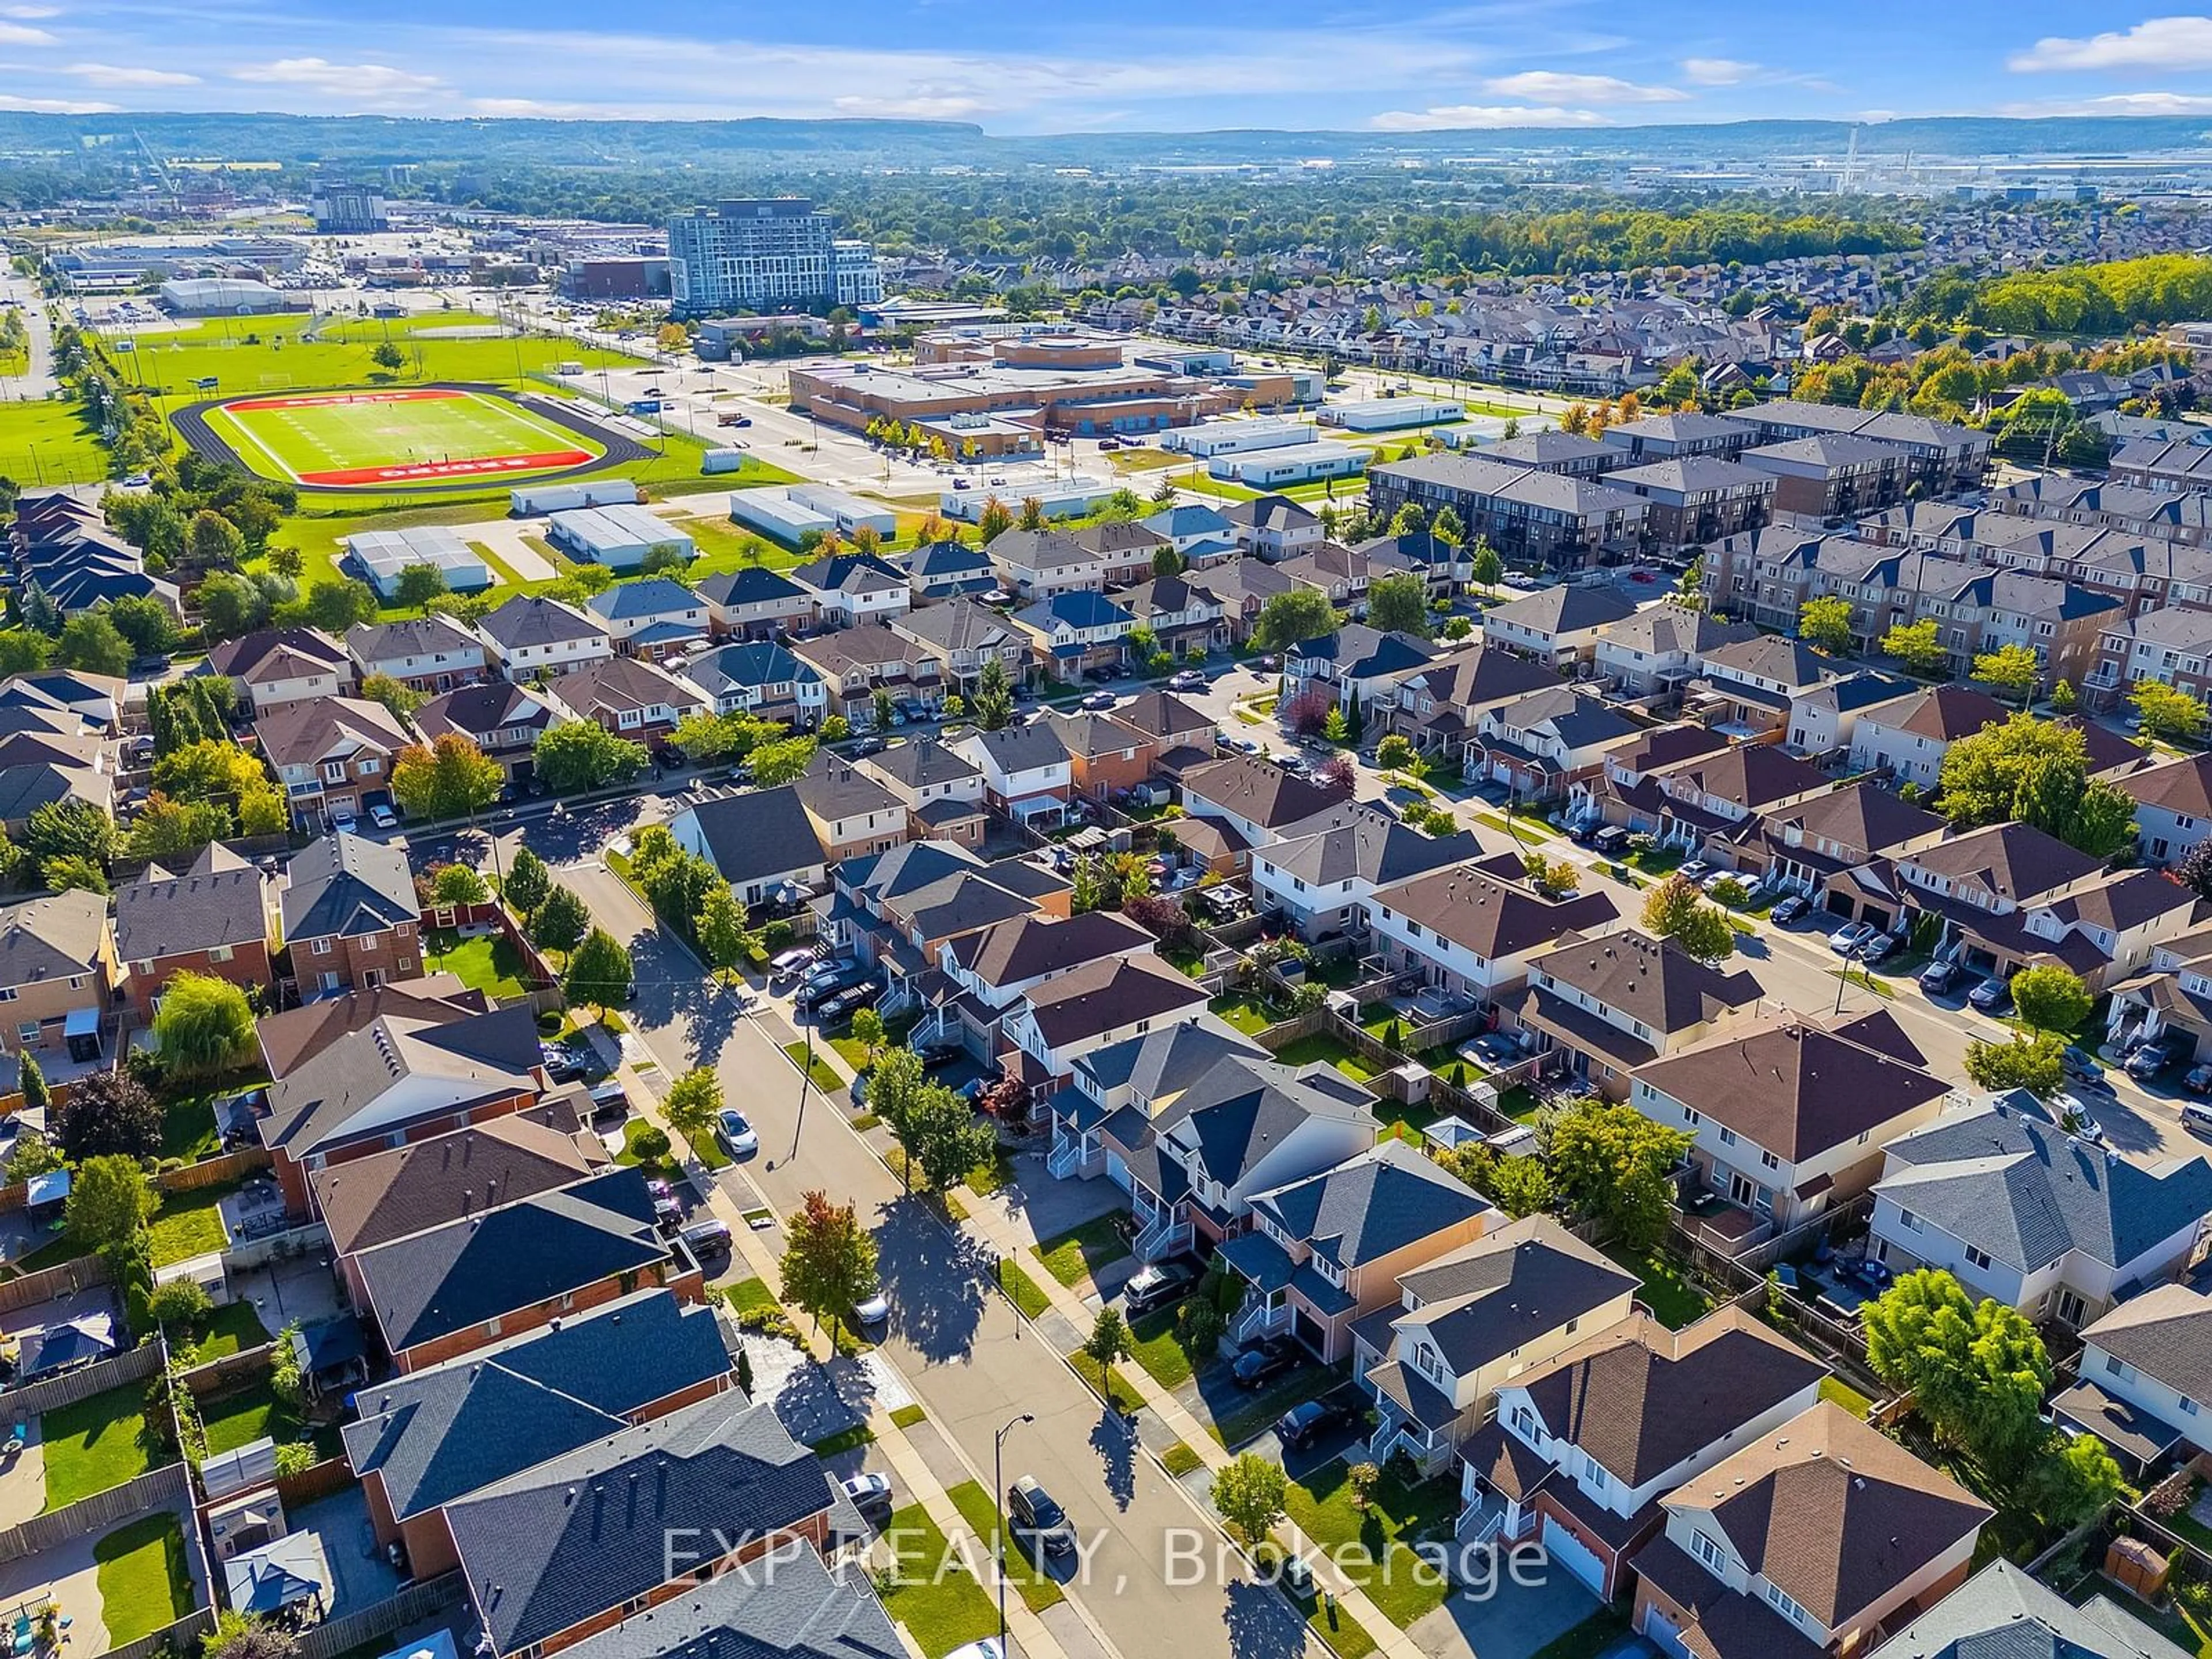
(0, 6), (60, 16)
(231, 56), (441, 96)
(0, 21), (55, 43)
(1681, 56), (1759, 85)
(2003, 89), (2212, 114)
(64, 61), (198, 86)
(2009, 15), (2212, 72)
(1370, 103), (1609, 130)
(1482, 70), (1687, 103)
(833, 92), (987, 119)
(0, 91), (113, 111)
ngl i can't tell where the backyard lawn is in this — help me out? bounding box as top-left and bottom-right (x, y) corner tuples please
(39, 1386), (164, 1512)
(1604, 1245), (1713, 1330)
(158, 1090), (226, 1161)
(146, 1183), (237, 1270)
(1284, 1458), (1460, 1630)
(92, 1514), (195, 1645)
(196, 1379), (339, 1462)
(423, 930), (532, 1000)
(1207, 993), (1283, 1037)
(1033, 1216), (1130, 1290)
(1819, 1375), (1875, 1419)
(873, 1504), (1002, 1657)
(944, 1479), (1065, 1613)
(188, 1301), (270, 1363)
(1269, 1032), (1382, 1085)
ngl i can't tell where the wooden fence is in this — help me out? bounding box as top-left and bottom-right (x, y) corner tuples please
(91, 1608), (216, 1659)
(274, 1453), (357, 1509)
(0, 1463), (192, 1565)
(0, 1338), (161, 1417)
(159, 1147), (272, 1193)
(178, 1342), (276, 1400)
(290, 1572), (467, 1659)
(0, 1255), (111, 1315)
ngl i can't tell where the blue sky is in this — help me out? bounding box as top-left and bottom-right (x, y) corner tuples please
(4, 2), (2212, 131)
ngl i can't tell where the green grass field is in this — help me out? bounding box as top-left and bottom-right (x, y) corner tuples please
(209, 386), (601, 490)
(0, 397), (114, 486)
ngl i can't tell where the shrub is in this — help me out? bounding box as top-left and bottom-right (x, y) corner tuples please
(148, 1280), (213, 1331)
(735, 1303), (802, 1345)
(629, 1125), (672, 1163)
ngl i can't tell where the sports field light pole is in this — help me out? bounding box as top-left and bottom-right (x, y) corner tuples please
(993, 1412), (1035, 1653)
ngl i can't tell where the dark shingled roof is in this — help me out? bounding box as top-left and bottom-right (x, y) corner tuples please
(312, 1118), (603, 1256)
(280, 831), (417, 944)
(1864, 1558), (2191, 1659)
(552, 1544), (903, 1659)
(1248, 1140), (1490, 1271)
(113, 843), (269, 961)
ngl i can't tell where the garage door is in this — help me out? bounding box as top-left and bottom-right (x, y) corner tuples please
(1540, 1515), (1607, 1596)
(1641, 1601), (1691, 1659)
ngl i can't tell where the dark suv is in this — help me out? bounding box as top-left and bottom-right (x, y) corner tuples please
(1006, 1475), (1076, 1558)
(1274, 1398), (1354, 1449)
(1231, 1335), (1300, 1389)
(1122, 1258), (1199, 1317)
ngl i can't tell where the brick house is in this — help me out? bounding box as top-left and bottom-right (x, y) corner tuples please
(0, 889), (115, 1065)
(112, 843), (278, 1019)
(280, 831), (422, 997)
(256, 695), (414, 832)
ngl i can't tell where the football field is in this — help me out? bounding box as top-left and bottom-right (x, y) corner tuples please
(206, 387), (601, 488)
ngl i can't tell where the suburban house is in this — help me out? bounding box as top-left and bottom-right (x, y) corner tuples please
(345, 616), (490, 695)
(1012, 590), (1138, 677)
(695, 566), (814, 641)
(1143, 502), (1238, 560)
(952, 722), (1075, 823)
(941, 910), (1158, 1028)
(279, 831), (423, 997)
(412, 681), (559, 786)
(891, 599), (1030, 695)
(539, 654), (709, 743)
(584, 576), (711, 662)
(1567, 723), (1732, 834)
(1683, 635), (1848, 740)
(1042, 709), (1160, 802)
(1111, 688), (1217, 776)
(1223, 495), (1324, 558)
(789, 552), (911, 628)
(312, 1116), (609, 1260)
(1729, 781), (1949, 926)
(256, 695), (412, 831)
(0, 889), (115, 1065)
(791, 622), (942, 725)
(2123, 751), (2212, 865)
(855, 738), (989, 847)
(1478, 584), (1639, 669)
(1468, 684), (1645, 801)
(1070, 519), (1170, 588)
(475, 595), (616, 680)
(209, 627), (357, 715)
(1355, 1215), (1641, 1474)
(1380, 645), (1563, 760)
(1367, 857), (1624, 1010)
(1867, 1559), (2195, 1659)
(1846, 685), (2009, 791)
(1215, 1140), (1493, 1364)
(668, 786), (831, 908)
(905, 539), (997, 603)
(1002, 953), (1213, 1084)
(349, 1166), (703, 1373)
(817, 840), (1070, 1006)
(1597, 740), (1831, 862)
(343, 1287), (734, 1581)
(1181, 755), (1347, 849)
(683, 641), (829, 727)
(1459, 1307), (1828, 1601)
(1592, 608), (1760, 699)
(1891, 821), (2132, 987)
(986, 528), (1105, 599)
(793, 751), (908, 862)
(441, 1387), (860, 1657)
(1631, 1010), (1958, 1242)
(1251, 801), (1481, 940)
(1630, 1402), (1990, 1659)
(1285, 624), (1440, 714)
(2056, 1283), (2212, 1475)
(112, 843), (278, 1018)
(1508, 929), (1763, 1101)
(1118, 573), (1230, 658)
(1869, 1093), (2212, 1329)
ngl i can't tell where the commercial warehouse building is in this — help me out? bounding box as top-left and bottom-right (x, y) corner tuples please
(1319, 398), (1464, 432)
(938, 476), (1122, 525)
(1209, 442), (1366, 488)
(511, 480), (638, 516)
(343, 527), (493, 600)
(546, 504), (696, 573)
(1162, 418), (1314, 458)
(158, 277), (306, 316)
(730, 484), (896, 547)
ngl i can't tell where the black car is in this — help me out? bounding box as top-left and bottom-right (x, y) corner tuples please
(1770, 893), (1812, 925)
(1274, 1398), (1355, 1449)
(850, 736), (888, 757)
(1967, 976), (2014, 1014)
(1919, 960), (1962, 995)
(1230, 1335), (1300, 1389)
(817, 980), (885, 1023)
(914, 1039), (965, 1070)
(1121, 1258), (1199, 1317)
(794, 971), (866, 1012)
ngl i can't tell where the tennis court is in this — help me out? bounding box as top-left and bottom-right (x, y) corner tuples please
(206, 386), (600, 488)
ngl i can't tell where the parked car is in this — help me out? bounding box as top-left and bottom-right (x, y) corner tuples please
(818, 980), (885, 1023)
(2063, 1045), (2105, 1084)
(2186, 1063), (2212, 1096)
(1828, 921), (1877, 956)
(1122, 1258), (1199, 1317)
(914, 1038), (964, 1070)
(1677, 858), (1713, 882)
(714, 1108), (759, 1158)
(1081, 690), (1117, 711)
(854, 1282), (890, 1328)
(1770, 893), (1812, 925)
(2182, 1099), (2212, 1135)
(646, 1177), (683, 1232)
(1967, 976), (2014, 1015)
(2053, 1093), (2108, 1145)
(850, 736), (888, 757)
(841, 1472), (893, 1522)
(1006, 1475), (1076, 1558)
(1919, 960), (1962, 995)
(2127, 1042), (2177, 1081)
(769, 946), (816, 980)
(1857, 931), (1900, 964)
(1274, 1398), (1354, 1450)
(1169, 670), (1206, 691)
(1698, 870), (1739, 896)
(1230, 1335), (1301, 1389)
(1589, 825), (1632, 857)
(588, 1078), (630, 1119)
(539, 1041), (588, 1082)
(795, 968), (866, 1011)
(678, 1216), (732, 1262)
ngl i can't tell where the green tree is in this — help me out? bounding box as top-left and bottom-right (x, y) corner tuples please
(1963, 1031), (2066, 1097)
(55, 612), (131, 676)
(974, 658), (1015, 731)
(25, 797), (113, 869)
(640, 543), (691, 578)
(2023, 1431), (2128, 1530)
(1797, 595), (1854, 656)
(196, 574), (271, 642)
(185, 509), (246, 570)
(0, 628), (52, 675)
(534, 722), (649, 793)
(883, 1077), (995, 1196)
(1469, 539), (1503, 597)
(749, 734), (817, 787)
(64, 1154), (154, 1257)
(664, 1065), (723, 1149)
(669, 711), (743, 766)
(1253, 589), (1343, 652)
(430, 862), (490, 908)
(1366, 572), (1433, 638)
(1880, 618), (1949, 677)
(40, 854), (107, 895)
(696, 884), (752, 980)
(1863, 1269), (2052, 1480)
(504, 846), (552, 918)
(104, 595), (177, 658)
(1546, 1097), (1690, 1251)
(1972, 642), (2041, 709)
(151, 972), (257, 1076)
(391, 733), (503, 823)
(849, 1007), (885, 1060)
(819, 715), (851, 743)
(124, 795), (234, 863)
(872, 687), (896, 733)
(2009, 964), (2092, 1036)
(1210, 1452), (1288, 1547)
(18, 1051), (48, 1120)
(360, 673), (427, 724)
(1639, 873), (1736, 964)
(1083, 1307), (1133, 1410)
(1152, 544), (1185, 580)
(2049, 678), (2078, 714)
(387, 562), (448, 612)
(1936, 715), (2137, 857)
(300, 579), (380, 633)
(529, 884), (590, 958)
(779, 1188), (878, 1352)
(562, 926), (633, 1018)
(2131, 678), (2206, 743)
(370, 340), (406, 372)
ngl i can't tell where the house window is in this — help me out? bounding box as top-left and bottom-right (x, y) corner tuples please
(209, 945), (233, 964)
(1964, 1244), (1991, 1271)
(359, 934), (377, 952)
(1765, 1582), (1808, 1625)
(312, 938), (332, 956)
(1691, 1531), (1727, 1573)
(1682, 1107), (1701, 1127)
(1718, 1126), (1737, 1146)
(1897, 1208), (1922, 1232)
(1760, 1150), (1780, 1171)
(1581, 1453), (1607, 1491)
(1510, 1406), (1536, 1438)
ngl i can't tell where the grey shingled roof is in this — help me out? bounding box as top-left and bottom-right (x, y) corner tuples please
(341, 1289), (732, 1521)
(279, 832), (417, 943)
(1400, 1215), (1641, 1376)
(680, 787), (829, 887)
(446, 1389), (844, 1655)
(1864, 1558), (2190, 1659)
(553, 1546), (903, 1659)
(1248, 1140), (1489, 1270)
(113, 843), (269, 961)
(1878, 1098), (2212, 1275)
(0, 888), (107, 988)
(2080, 1283), (2212, 1400)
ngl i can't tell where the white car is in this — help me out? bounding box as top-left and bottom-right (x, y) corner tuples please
(369, 804), (399, 831)
(854, 1284), (889, 1327)
(1828, 921), (1877, 955)
(714, 1108), (758, 1158)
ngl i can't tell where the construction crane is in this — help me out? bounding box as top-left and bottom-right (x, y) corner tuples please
(132, 129), (179, 213)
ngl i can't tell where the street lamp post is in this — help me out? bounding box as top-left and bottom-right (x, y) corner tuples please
(993, 1412), (1036, 1653)
(1834, 940), (1862, 1016)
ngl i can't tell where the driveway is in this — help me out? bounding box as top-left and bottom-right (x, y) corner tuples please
(1408, 1566), (1602, 1659)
